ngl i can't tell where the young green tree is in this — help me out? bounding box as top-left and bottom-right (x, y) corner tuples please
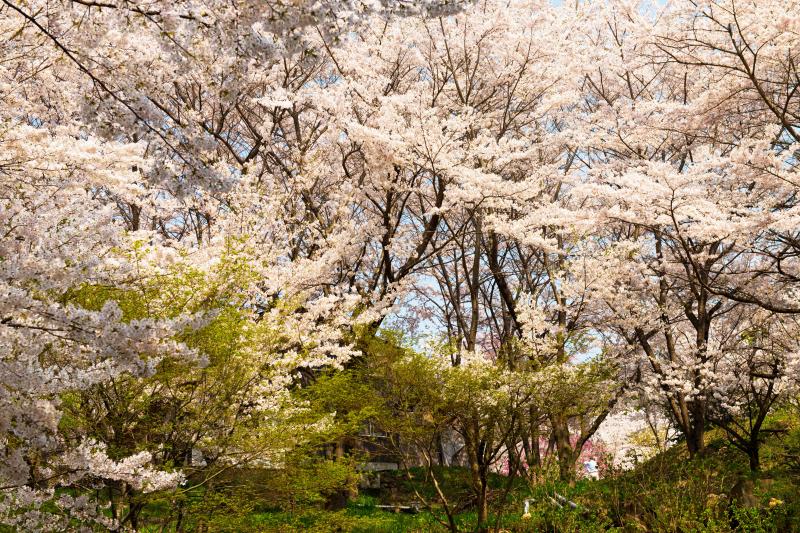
(58, 244), (358, 529)
(363, 339), (534, 533)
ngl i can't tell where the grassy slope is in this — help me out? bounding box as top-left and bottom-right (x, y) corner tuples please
(247, 430), (799, 532)
(141, 412), (800, 532)
(564, 428), (800, 532)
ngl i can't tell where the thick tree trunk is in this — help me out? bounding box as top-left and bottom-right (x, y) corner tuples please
(685, 429), (704, 457)
(476, 468), (489, 533)
(684, 406), (706, 458)
(558, 452), (577, 482)
(436, 432), (446, 466)
(551, 414), (576, 481)
(128, 502), (143, 531)
(465, 427), (490, 533)
(747, 440), (761, 472)
(526, 406), (542, 476)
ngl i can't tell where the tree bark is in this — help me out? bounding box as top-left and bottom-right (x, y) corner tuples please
(551, 414), (576, 481)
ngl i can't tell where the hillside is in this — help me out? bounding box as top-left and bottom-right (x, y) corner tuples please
(241, 413), (800, 532)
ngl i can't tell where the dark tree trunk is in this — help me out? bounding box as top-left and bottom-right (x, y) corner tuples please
(684, 409), (706, 458)
(552, 414), (576, 481)
(476, 466), (489, 533)
(747, 440), (760, 472)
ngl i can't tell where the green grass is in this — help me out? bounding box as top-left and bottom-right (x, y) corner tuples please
(129, 410), (800, 531)
(541, 419), (800, 532)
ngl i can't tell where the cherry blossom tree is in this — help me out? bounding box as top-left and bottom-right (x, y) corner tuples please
(570, 0), (800, 459)
(0, 0), (386, 526)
